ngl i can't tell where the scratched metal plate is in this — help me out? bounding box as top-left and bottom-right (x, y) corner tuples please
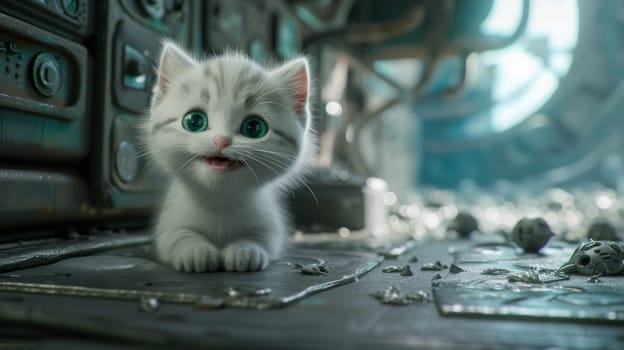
(436, 238), (624, 323)
(0, 245), (383, 309)
(434, 277), (624, 322)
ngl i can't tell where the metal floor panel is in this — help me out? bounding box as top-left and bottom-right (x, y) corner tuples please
(0, 236), (622, 350)
(0, 244), (383, 309)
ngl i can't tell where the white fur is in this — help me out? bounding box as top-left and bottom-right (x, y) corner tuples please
(144, 42), (314, 272)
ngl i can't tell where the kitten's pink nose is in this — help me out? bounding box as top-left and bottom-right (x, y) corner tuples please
(213, 136), (232, 152)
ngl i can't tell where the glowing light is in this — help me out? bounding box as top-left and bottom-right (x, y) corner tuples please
(423, 213), (441, 229)
(325, 101), (343, 117)
(481, 0), (579, 132)
(406, 205), (420, 218)
(338, 227), (351, 238)
(595, 193), (615, 210)
(293, 231), (304, 240)
(481, 0), (522, 36)
(345, 125), (354, 143)
(383, 192), (397, 206)
(366, 177), (388, 191)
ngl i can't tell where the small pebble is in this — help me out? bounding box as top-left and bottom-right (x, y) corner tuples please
(400, 265), (414, 276)
(383, 265), (413, 276)
(382, 266), (402, 273)
(409, 256), (419, 263)
(511, 217), (554, 252)
(372, 286), (404, 305)
(587, 220), (620, 241)
(302, 265), (328, 275)
(421, 261), (448, 271)
(447, 212), (479, 238)
(449, 264), (465, 274)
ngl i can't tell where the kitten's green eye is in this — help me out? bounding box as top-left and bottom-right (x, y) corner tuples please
(182, 110), (208, 132)
(240, 115), (269, 138)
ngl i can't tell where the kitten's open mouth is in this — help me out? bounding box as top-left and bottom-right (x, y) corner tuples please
(201, 156), (244, 172)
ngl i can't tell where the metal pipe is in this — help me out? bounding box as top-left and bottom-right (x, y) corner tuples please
(303, 2), (425, 49)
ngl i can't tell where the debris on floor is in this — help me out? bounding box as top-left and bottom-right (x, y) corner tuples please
(400, 265), (414, 276)
(382, 266), (402, 273)
(587, 273), (602, 283)
(481, 268), (511, 276)
(559, 240), (624, 276)
(449, 264), (465, 274)
(431, 273), (443, 287)
(294, 263), (329, 276)
(382, 265), (413, 276)
(421, 261), (448, 271)
(507, 270), (569, 284)
(371, 286), (432, 305)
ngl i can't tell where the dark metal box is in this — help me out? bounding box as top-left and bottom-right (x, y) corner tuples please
(0, 13), (89, 162)
(91, 0), (196, 210)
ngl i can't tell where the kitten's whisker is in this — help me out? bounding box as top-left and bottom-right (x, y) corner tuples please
(236, 145), (297, 158)
(237, 151), (282, 178)
(249, 148), (297, 160)
(174, 154), (201, 177)
(247, 152), (318, 205)
(247, 152), (291, 171)
(248, 151), (292, 166)
(234, 153), (260, 186)
(295, 178), (318, 206)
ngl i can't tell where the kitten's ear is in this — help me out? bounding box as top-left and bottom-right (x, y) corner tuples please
(155, 42), (197, 97)
(271, 58), (310, 115)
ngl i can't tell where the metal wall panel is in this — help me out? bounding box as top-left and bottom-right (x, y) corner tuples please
(91, 0), (195, 209)
(205, 0), (280, 63)
(0, 9), (91, 230)
(0, 13), (90, 162)
(0, 0), (93, 41)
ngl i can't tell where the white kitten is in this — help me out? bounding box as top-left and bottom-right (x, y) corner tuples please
(143, 42), (314, 272)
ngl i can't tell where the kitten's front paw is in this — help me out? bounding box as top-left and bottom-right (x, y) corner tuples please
(171, 241), (220, 272)
(222, 242), (270, 272)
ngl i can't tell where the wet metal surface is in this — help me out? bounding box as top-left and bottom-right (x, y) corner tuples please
(435, 279), (624, 322)
(1, 236), (622, 349)
(434, 239), (624, 323)
(0, 232), (151, 272)
(293, 234), (418, 259)
(0, 246), (383, 310)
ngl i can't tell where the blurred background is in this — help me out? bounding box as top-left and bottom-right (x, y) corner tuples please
(1, 0), (623, 241)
